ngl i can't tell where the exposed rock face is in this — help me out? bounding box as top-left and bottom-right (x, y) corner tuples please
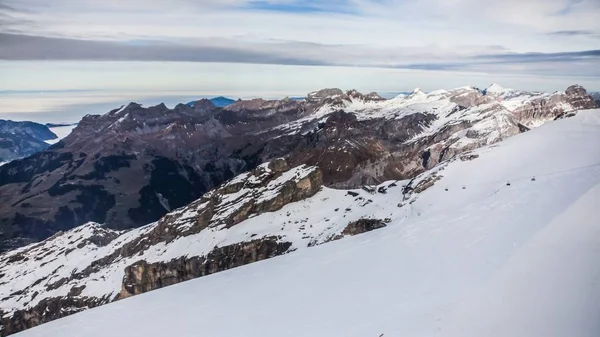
(0, 120), (57, 163)
(118, 237), (292, 299)
(117, 159), (322, 258)
(320, 218), (389, 245)
(0, 296), (110, 336)
(0, 85), (595, 251)
(341, 218), (387, 236)
(281, 110), (437, 186)
(503, 85), (597, 127)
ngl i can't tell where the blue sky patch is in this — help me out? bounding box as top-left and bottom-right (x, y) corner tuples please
(245, 0), (356, 14)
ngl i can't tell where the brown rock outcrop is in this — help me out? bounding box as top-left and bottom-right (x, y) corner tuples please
(118, 237), (292, 299)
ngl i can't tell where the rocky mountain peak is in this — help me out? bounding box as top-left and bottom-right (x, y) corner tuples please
(189, 98), (216, 112)
(565, 84), (587, 97)
(346, 89), (385, 102)
(224, 98), (302, 113)
(445, 86), (491, 107)
(306, 88), (345, 103)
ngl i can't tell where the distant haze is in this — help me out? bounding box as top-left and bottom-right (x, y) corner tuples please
(1, 62), (599, 124)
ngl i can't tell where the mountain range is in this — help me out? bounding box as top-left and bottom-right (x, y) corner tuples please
(0, 106), (599, 336)
(0, 84), (596, 252)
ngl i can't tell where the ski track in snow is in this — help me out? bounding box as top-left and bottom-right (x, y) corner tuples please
(8, 110), (600, 337)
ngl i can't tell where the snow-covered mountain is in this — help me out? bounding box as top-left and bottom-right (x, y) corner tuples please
(2, 109), (600, 336)
(0, 84), (596, 252)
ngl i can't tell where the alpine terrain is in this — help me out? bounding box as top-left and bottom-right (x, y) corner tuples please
(0, 106), (598, 336)
(0, 84), (600, 337)
(0, 84), (595, 252)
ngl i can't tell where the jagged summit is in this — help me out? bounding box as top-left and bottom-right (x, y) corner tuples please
(565, 84), (587, 96)
(305, 88), (384, 104)
(306, 88), (344, 101)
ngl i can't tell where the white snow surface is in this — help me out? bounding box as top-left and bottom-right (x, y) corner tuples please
(45, 124), (77, 144)
(9, 109), (600, 337)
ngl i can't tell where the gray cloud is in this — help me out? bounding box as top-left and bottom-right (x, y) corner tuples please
(0, 33), (328, 65)
(0, 0), (32, 14)
(476, 50), (600, 62)
(549, 30), (594, 36)
(392, 50), (600, 77)
(1, 33), (599, 77)
(548, 30), (600, 38)
(0, 2), (17, 11)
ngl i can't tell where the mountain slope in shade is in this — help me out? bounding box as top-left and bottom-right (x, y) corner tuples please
(0, 120), (57, 163)
(2, 109), (600, 336)
(0, 85), (596, 252)
(591, 92), (600, 105)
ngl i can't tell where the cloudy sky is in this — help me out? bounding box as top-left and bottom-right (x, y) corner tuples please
(0, 0), (599, 121)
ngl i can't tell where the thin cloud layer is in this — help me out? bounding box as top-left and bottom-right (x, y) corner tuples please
(0, 0), (599, 76)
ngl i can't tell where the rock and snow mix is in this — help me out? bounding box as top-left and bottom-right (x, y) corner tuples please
(1, 157), (396, 333)
(1, 84), (596, 256)
(275, 84), (592, 136)
(2, 109), (600, 337)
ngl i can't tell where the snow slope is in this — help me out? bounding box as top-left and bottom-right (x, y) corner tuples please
(10, 110), (600, 337)
(443, 182), (600, 337)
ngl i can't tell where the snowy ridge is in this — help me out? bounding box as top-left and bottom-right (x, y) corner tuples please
(7, 109), (600, 337)
(274, 84), (590, 136)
